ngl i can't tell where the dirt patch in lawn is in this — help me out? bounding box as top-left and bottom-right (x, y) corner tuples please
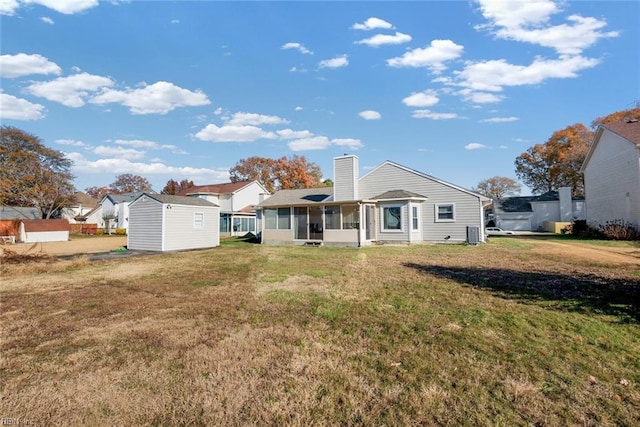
(527, 239), (640, 265)
(0, 235), (127, 257)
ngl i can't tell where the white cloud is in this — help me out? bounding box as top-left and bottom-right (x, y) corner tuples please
(288, 136), (363, 151)
(27, 72), (114, 107)
(411, 110), (458, 120)
(288, 136), (331, 151)
(90, 81), (210, 114)
(480, 116), (519, 123)
(332, 138), (363, 150)
(355, 32), (412, 47)
(0, 53), (61, 78)
(56, 139), (87, 147)
(22, 0), (99, 15)
(227, 112), (290, 126)
(352, 17), (394, 31)
(0, 0), (20, 15)
(465, 142), (488, 150)
(41, 16), (54, 24)
(294, 106), (303, 111)
(402, 90), (439, 107)
(387, 39), (464, 73)
(0, 92), (45, 120)
(277, 129), (314, 140)
(281, 42), (313, 55)
(195, 124), (277, 143)
(114, 139), (160, 149)
(67, 152), (230, 184)
(93, 145), (145, 160)
(454, 56), (600, 93)
(457, 90), (504, 104)
(319, 55), (348, 69)
(171, 19), (179, 24)
(358, 110), (381, 120)
(475, 0), (618, 55)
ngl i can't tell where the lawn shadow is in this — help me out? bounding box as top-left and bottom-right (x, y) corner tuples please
(404, 263), (639, 323)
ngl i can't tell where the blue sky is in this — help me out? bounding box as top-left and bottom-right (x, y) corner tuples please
(1, 0), (638, 195)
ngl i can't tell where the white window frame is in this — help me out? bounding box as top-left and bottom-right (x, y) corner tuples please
(411, 204), (420, 231)
(435, 203), (455, 222)
(194, 212), (204, 229)
(380, 204), (404, 232)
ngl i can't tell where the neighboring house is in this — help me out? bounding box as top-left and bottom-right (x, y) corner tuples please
(98, 192), (146, 232)
(19, 219), (70, 243)
(127, 193), (220, 252)
(178, 181), (270, 237)
(257, 155), (489, 246)
(61, 192), (100, 224)
(0, 206), (40, 220)
(491, 187), (585, 231)
(580, 119), (640, 229)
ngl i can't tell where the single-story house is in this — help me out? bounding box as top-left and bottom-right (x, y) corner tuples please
(490, 187), (585, 231)
(19, 219), (70, 243)
(257, 155), (489, 246)
(580, 119), (640, 229)
(127, 193), (220, 252)
(178, 180), (270, 237)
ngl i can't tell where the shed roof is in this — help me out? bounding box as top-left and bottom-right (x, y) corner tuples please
(258, 187), (332, 207)
(133, 193), (219, 207)
(22, 219), (70, 232)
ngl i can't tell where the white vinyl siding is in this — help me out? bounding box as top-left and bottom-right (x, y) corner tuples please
(128, 196), (219, 252)
(127, 196), (163, 251)
(360, 162), (484, 242)
(584, 128), (640, 228)
(334, 156), (359, 201)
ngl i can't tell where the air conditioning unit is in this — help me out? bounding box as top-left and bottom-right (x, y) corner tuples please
(466, 226), (480, 245)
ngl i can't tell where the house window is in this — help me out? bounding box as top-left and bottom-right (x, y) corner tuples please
(233, 217), (256, 232)
(342, 205), (358, 229)
(264, 209), (277, 229)
(435, 204), (455, 222)
(412, 205), (420, 230)
(194, 212), (204, 229)
(325, 206), (341, 230)
(381, 205), (402, 231)
(264, 208), (291, 230)
(277, 207), (291, 229)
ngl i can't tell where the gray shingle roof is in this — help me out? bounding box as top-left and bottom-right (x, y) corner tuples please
(137, 193), (218, 207)
(372, 190), (427, 200)
(258, 187), (332, 207)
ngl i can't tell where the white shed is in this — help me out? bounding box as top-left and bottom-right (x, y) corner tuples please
(127, 193), (220, 252)
(19, 219), (70, 243)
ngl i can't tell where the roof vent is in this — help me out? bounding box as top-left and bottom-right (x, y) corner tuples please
(624, 116), (639, 123)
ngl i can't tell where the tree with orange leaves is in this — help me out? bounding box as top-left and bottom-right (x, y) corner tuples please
(515, 123), (592, 195)
(229, 155), (323, 193)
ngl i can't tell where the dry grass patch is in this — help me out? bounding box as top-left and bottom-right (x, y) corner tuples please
(1, 237), (638, 425)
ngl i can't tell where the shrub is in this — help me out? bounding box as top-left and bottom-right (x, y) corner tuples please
(565, 220), (601, 238)
(96, 228), (104, 236)
(115, 228), (127, 235)
(598, 219), (640, 241)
